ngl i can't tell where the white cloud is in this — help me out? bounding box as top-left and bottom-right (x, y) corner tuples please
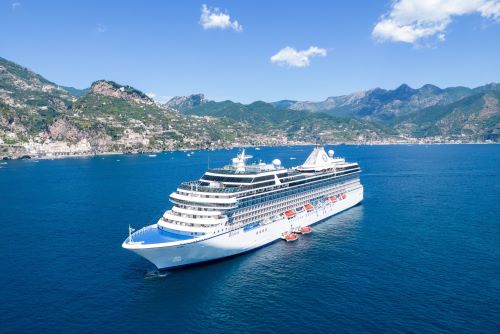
(11, 2), (21, 10)
(199, 4), (242, 32)
(270, 46), (327, 68)
(373, 0), (500, 44)
(96, 23), (107, 33)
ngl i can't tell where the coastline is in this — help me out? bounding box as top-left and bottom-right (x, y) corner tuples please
(1, 140), (497, 161)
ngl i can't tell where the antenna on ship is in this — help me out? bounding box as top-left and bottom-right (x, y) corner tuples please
(232, 148), (253, 173)
(315, 136), (322, 148)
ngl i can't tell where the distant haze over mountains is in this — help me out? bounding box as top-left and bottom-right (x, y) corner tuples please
(272, 83), (500, 121)
(0, 56), (498, 158)
(167, 82), (499, 141)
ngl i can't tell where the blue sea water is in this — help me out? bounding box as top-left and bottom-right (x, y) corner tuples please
(0, 145), (499, 333)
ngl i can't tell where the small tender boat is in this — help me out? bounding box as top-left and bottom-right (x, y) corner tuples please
(283, 233), (299, 242)
(299, 226), (313, 234)
(147, 154), (157, 158)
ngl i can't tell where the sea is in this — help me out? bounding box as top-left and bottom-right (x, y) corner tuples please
(0, 144), (499, 333)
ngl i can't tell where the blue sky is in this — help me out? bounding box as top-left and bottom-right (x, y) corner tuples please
(1, 0), (500, 103)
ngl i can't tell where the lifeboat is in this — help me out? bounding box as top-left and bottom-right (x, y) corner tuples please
(329, 196), (337, 202)
(299, 226), (313, 234)
(342, 194), (347, 199)
(304, 203), (314, 211)
(284, 233), (299, 242)
(284, 210), (296, 218)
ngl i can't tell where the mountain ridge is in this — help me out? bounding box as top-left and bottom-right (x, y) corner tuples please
(273, 83), (499, 123)
(1, 56), (498, 159)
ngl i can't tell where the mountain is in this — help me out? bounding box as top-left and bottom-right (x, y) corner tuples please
(60, 86), (90, 97)
(0, 56), (74, 141)
(396, 90), (500, 141)
(282, 83), (494, 122)
(165, 94), (208, 112)
(270, 100), (297, 109)
(180, 100), (393, 142)
(0, 58), (301, 158)
(88, 80), (157, 105)
(1, 55), (498, 159)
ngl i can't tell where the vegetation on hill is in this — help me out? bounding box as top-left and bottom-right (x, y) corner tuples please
(60, 86), (89, 97)
(396, 91), (500, 141)
(184, 100), (393, 141)
(0, 55), (498, 159)
(280, 83), (500, 125)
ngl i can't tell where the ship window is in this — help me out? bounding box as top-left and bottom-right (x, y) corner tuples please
(253, 175), (275, 182)
(201, 175), (254, 183)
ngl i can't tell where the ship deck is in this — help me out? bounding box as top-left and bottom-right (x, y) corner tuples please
(131, 226), (193, 245)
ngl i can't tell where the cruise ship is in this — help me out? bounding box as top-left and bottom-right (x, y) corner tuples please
(123, 146), (363, 270)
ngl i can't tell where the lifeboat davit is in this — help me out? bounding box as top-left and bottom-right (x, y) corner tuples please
(284, 233), (299, 242)
(299, 226), (313, 234)
(304, 203), (314, 211)
(284, 210), (296, 218)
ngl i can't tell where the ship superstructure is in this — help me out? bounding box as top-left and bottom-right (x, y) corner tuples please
(123, 146), (363, 269)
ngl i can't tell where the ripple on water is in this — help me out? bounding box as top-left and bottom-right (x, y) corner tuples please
(0, 145), (499, 333)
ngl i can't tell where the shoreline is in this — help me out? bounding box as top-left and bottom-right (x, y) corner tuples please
(2, 141), (497, 161)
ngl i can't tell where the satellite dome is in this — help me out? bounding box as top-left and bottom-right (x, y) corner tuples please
(328, 149), (334, 157)
(272, 159), (281, 166)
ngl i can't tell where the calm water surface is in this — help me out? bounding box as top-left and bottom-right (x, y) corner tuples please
(1, 145), (499, 333)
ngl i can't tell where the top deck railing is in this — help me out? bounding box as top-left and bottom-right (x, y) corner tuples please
(178, 166), (360, 194)
(178, 181), (244, 193)
(207, 164), (284, 175)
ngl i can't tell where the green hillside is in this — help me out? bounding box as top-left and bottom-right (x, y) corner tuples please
(1, 55), (498, 159)
(184, 100), (394, 141)
(398, 91), (500, 141)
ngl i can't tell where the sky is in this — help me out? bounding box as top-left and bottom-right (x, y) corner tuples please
(1, 0), (500, 103)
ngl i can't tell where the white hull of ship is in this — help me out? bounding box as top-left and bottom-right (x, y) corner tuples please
(127, 186), (363, 270)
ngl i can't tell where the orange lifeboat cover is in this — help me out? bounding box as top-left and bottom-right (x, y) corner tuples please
(329, 196), (337, 201)
(342, 194), (347, 199)
(284, 210), (296, 218)
(304, 203), (314, 211)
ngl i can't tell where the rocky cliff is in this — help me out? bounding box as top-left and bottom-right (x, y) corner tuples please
(165, 94), (208, 111)
(1, 56), (498, 159)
